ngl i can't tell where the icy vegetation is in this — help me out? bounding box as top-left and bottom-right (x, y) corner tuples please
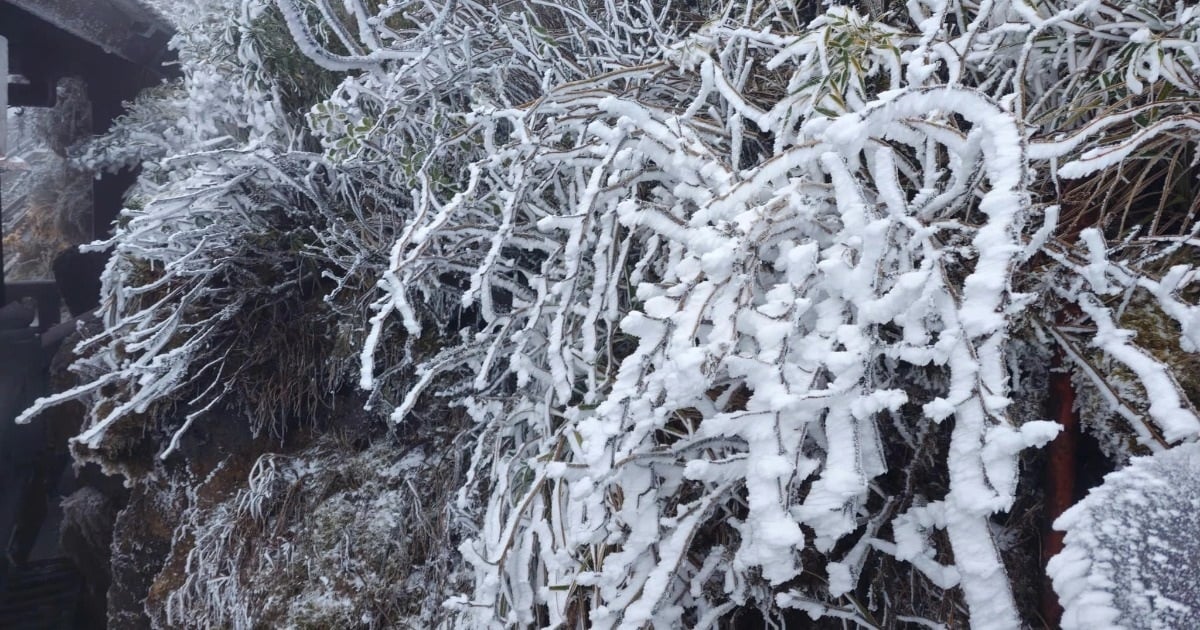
(162, 438), (467, 628)
(1048, 442), (1200, 630)
(20, 0), (1200, 627)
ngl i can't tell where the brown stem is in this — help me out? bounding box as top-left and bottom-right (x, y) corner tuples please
(1042, 349), (1078, 628)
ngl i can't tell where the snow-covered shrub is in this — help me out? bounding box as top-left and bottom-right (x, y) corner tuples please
(21, 0), (1200, 627)
(1047, 441), (1200, 629)
(324, 1), (1200, 626)
(19, 0), (364, 471)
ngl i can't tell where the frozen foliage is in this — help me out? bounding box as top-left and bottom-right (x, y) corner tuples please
(1047, 442), (1200, 630)
(23, 0), (1200, 627)
(162, 437), (469, 629)
(20, 0), (356, 467)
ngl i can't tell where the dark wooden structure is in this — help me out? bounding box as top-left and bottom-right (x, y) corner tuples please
(2, 0), (174, 306)
(1, 3), (173, 627)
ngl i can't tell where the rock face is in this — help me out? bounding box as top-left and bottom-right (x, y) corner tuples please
(144, 438), (466, 628)
(42, 322), (128, 626)
(59, 483), (122, 625)
(100, 406), (268, 628)
(84, 394), (468, 628)
(107, 478), (181, 630)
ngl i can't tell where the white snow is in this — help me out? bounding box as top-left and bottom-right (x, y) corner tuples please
(1049, 442), (1200, 630)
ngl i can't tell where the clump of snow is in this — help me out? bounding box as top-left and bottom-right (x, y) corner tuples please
(1048, 442), (1200, 630)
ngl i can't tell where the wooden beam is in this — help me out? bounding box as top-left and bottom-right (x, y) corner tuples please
(2, 0), (171, 68)
(0, 34), (7, 157)
(1042, 349), (1079, 628)
(1, 34), (8, 306)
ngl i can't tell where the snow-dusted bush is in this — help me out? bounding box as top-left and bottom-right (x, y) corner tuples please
(1047, 441), (1200, 629)
(19, 0), (360, 470)
(319, 1), (1200, 626)
(22, 0), (1200, 627)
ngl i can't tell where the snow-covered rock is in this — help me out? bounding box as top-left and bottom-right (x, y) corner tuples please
(1049, 442), (1200, 630)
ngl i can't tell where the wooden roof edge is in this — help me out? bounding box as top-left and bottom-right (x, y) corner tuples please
(2, 0), (174, 68)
